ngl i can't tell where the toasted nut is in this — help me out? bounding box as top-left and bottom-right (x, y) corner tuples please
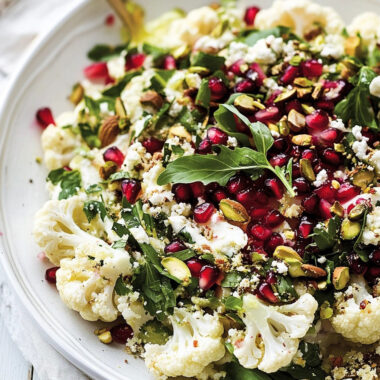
(341, 218), (361, 240)
(99, 161), (118, 180)
(188, 66), (210, 75)
(115, 97), (127, 118)
(288, 109), (305, 131)
(279, 117), (290, 136)
(284, 231), (295, 240)
(300, 158), (316, 181)
(330, 201), (344, 217)
(317, 280), (327, 290)
(274, 246), (303, 262)
(296, 87), (312, 99)
(344, 35), (362, 57)
(99, 115), (120, 147)
(169, 125), (192, 142)
(293, 77), (313, 87)
(301, 104), (315, 115)
(334, 143), (345, 152)
(251, 252), (266, 263)
(311, 83), (323, 100)
(268, 123), (279, 135)
(292, 134), (312, 146)
(274, 89), (296, 103)
(333, 267), (350, 290)
(320, 301), (333, 319)
(288, 259), (306, 278)
(69, 83), (84, 105)
(301, 264), (327, 278)
(353, 169), (375, 190)
(98, 331), (112, 344)
(252, 100), (266, 110)
(331, 180), (340, 189)
(220, 199), (249, 223)
(161, 257), (191, 285)
(234, 94), (257, 113)
(140, 90), (164, 109)
(348, 203), (367, 221)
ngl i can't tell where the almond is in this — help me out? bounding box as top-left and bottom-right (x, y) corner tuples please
(140, 90), (164, 109)
(301, 264), (327, 278)
(99, 115), (120, 147)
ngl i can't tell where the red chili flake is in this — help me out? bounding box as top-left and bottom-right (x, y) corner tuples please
(105, 14), (115, 26)
(193, 340), (198, 347)
(360, 300), (369, 309)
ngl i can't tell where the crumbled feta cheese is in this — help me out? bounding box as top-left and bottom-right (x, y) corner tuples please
(330, 118), (348, 132)
(272, 260), (288, 274)
(107, 55), (126, 79)
(227, 136), (238, 147)
(223, 41), (248, 67)
(122, 141), (149, 176)
(164, 70), (186, 102)
(317, 256), (327, 264)
(246, 38), (277, 65)
(351, 125), (370, 160)
(313, 169), (328, 187)
(333, 170), (347, 181)
(279, 194), (303, 218)
(130, 226), (150, 244)
(370, 76), (380, 97)
(171, 202), (192, 217)
(369, 150), (380, 174)
(320, 34), (345, 59)
(169, 101), (184, 117)
(194, 31), (235, 53)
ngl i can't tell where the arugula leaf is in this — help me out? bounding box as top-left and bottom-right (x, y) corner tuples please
(195, 78), (211, 108)
(112, 222), (129, 238)
(224, 296), (243, 311)
(85, 184), (103, 194)
(281, 365), (326, 380)
(335, 66), (379, 130)
(142, 43), (168, 66)
(78, 123), (101, 148)
(84, 95), (100, 117)
(243, 26), (291, 46)
(150, 69), (176, 92)
(221, 272), (243, 288)
(368, 46), (380, 67)
(114, 276), (131, 296)
(224, 362), (272, 380)
(83, 200), (107, 222)
(87, 43), (127, 61)
(47, 169), (81, 200)
(191, 52), (225, 71)
(276, 276), (297, 300)
(102, 70), (141, 97)
(353, 206), (370, 262)
(108, 171), (130, 181)
(171, 249), (195, 261)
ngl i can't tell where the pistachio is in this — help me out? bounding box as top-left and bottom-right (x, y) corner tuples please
(341, 218), (361, 240)
(292, 134), (312, 146)
(293, 77), (314, 87)
(334, 143), (345, 152)
(311, 83), (323, 100)
(320, 301), (333, 319)
(252, 100), (266, 110)
(172, 44), (190, 59)
(99, 115), (120, 147)
(278, 116), (290, 136)
(317, 280), (327, 290)
(169, 125), (192, 142)
(99, 161), (118, 180)
(161, 257), (191, 285)
(332, 267), (350, 290)
(234, 94), (257, 113)
(348, 203), (367, 221)
(301, 264), (327, 278)
(344, 35), (362, 58)
(284, 230), (295, 240)
(296, 87), (312, 99)
(251, 252), (266, 263)
(352, 169), (375, 190)
(274, 89), (296, 103)
(288, 109), (306, 131)
(331, 180), (340, 189)
(220, 199), (249, 223)
(330, 201), (344, 217)
(115, 97), (127, 118)
(300, 158), (316, 181)
(288, 259), (306, 278)
(140, 90), (164, 109)
(69, 83), (84, 105)
(188, 66), (210, 75)
(268, 123), (279, 135)
(98, 331), (112, 344)
(273, 246), (303, 262)
(301, 104), (315, 115)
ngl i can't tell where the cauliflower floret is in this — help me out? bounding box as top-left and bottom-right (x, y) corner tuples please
(56, 240), (132, 322)
(348, 12), (380, 46)
(229, 293), (318, 373)
(331, 275), (380, 344)
(41, 125), (81, 170)
(144, 308), (225, 379)
(33, 196), (104, 265)
(255, 0), (344, 36)
(115, 292), (152, 333)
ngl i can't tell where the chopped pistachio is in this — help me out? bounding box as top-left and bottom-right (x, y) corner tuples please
(293, 77), (313, 87)
(98, 331), (112, 344)
(292, 134), (312, 146)
(169, 125), (192, 141)
(320, 301), (333, 319)
(274, 246), (303, 262)
(348, 203), (367, 221)
(296, 87), (312, 99)
(311, 83), (323, 99)
(330, 201), (344, 217)
(300, 158), (316, 181)
(69, 83), (84, 105)
(301, 104), (315, 115)
(341, 218), (361, 240)
(188, 66), (210, 75)
(331, 180), (341, 189)
(344, 35), (362, 58)
(234, 94), (257, 113)
(352, 170), (375, 190)
(99, 161), (118, 180)
(334, 143), (345, 153)
(288, 109), (306, 131)
(278, 116), (290, 136)
(332, 267), (350, 290)
(219, 199), (249, 223)
(161, 257), (191, 285)
(274, 88), (296, 103)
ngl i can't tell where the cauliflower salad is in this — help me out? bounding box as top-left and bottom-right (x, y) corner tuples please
(33, 0), (380, 379)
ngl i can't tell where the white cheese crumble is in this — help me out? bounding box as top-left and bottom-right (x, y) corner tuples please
(122, 141), (150, 176)
(330, 118), (348, 132)
(272, 260), (288, 274)
(320, 34), (345, 59)
(130, 226), (150, 244)
(369, 76), (380, 97)
(107, 55), (126, 79)
(351, 125), (370, 161)
(334, 170), (347, 181)
(313, 169), (328, 187)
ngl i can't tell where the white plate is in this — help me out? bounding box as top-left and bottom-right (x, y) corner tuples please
(1, 0), (380, 379)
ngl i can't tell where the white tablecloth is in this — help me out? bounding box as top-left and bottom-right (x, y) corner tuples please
(0, 1), (91, 379)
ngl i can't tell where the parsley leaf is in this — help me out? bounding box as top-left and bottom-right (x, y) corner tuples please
(47, 168), (81, 200)
(311, 216), (342, 251)
(87, 43), (127, 61)
(190, 52), (225, 71)
(102, 70), (141, 97)
(221, 272), (243, 288)
(83, 200), (107, 222)
(353, 206), (370, 262)
(224, 296), (243, 311)
(114, 276), (131, 296)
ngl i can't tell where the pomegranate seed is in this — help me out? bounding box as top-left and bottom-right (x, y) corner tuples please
(318, 129), (340, 147)
(172, 184), (192, 203)
(255, 107), (281, 123)
(319, 199), (332, 219)
(249, 224), (272, 241)
(281, 65), (299, 84)
(212, 188), (228, 204)
(244, 6), (260, 25)
(365, 267), (380, 282)
(165, 240), (187, 254)
(249, 63), (266, 86)
(190, 182), (205, 198)
(250, 208), (269, 221)
(207, 127), (228, 145)
(36, 107), (55, 128)
(197, 139), (212, 154)
(103, 146), (125, 167)
(272, 137), (289, 152)
(125, 53), (146, 71)
(258, 283), (278, 303)
(142, 137), (164, 154)
(266, 90), (283, 107)
(208, 77), (228, 101)
(230, 59), (247, 76)
(315, 183), (336, 202)
(293, 177), (310, 194)
(322, 148), (341, 166)
(84, 62), (109, 81)
(301, 149), (316, 161)
(63, 166), (72, 171)
(347, 254), (367, 275)
(186, 258), (205, 277)
(194, 202), (215, 223)
(370, 250), (380, 265)
(265, 233), (284, 253)
(269, 153), (289, 167)
(302, 193), (318, 213)
(227, 174), (250, 195)
(266, 271), (277, 285)
(285, 99), (303, 114)
(301, 59), (323, 78)
(121, 179), (141, 204)
(234, 79), (256, 93)
(292, 162), (301, 178)
(110, 323), (133, 344)
(336, 183), (360, 202)
(233, 114), (251, 133)
(298, 218), (314, 239)
(265, 178), (284, 199)
(45, 267), (59, 284)
(306, 110), (329, 131)
(105, 14), (115, 26)
(163, 55), (176, 70)
(199, 265), (219, 290)
(322, 80), (350, 103)
(289, 145), (301, 158)
(264, 210), (284, 227)
(315, 100), (335, 112)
